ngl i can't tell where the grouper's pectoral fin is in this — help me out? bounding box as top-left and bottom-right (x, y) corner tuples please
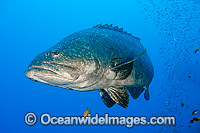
(102, 86), (129, 108)
(99, 89), (115, 108)
(107, 54), (133, 80)
(109, 49), (147, 80)
(111, 49), (146, 70)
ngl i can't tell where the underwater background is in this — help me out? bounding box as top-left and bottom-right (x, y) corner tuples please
(1, 0), (200, 132)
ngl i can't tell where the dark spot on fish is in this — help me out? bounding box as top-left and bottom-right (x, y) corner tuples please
(113, 57), (122, 60)
(188, 76), (191, 78)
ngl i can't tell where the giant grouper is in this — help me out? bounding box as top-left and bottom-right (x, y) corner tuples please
(25, 24), (154, 108)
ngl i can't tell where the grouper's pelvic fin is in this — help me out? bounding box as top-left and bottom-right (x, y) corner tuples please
(99, 86), (129, 108)
(99, 89), (115, 108)
(99, 86), (150, 108)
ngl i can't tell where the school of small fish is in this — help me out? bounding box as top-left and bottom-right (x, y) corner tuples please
(136, 0), (200, 132)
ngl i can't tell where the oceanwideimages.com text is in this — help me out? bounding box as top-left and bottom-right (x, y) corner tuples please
(25, 112), (176, 128)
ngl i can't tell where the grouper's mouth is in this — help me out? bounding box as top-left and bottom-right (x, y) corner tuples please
(25, 53), (103, 90)
(25, 62), (81, 85)
(25, 65), (58, 84)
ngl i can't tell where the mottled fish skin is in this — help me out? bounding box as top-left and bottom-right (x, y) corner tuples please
(25, 24), (154, 108)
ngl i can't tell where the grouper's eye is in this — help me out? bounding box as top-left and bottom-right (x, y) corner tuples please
(52, 50), (60, 58)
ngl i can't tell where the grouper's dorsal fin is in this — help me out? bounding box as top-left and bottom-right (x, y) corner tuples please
(93, 24), (140, 40)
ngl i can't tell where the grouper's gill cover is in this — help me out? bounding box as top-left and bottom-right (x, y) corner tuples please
(25, 24), (154, 108)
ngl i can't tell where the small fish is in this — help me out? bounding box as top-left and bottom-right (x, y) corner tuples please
(194, 48), (200, 54)
(181, 102), (184, 107)
(193, 117), (199, 122)
(83, 108), (90, 118)
(192, 110), (198, 115)
(190, 117), (200, 124)
(188, 76), (191, 78)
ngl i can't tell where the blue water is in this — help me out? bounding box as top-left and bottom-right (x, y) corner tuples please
(1, 0), (200, 132)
